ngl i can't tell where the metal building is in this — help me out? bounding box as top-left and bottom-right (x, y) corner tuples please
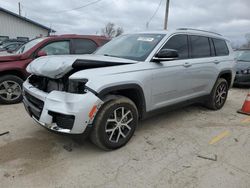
(0, 7), (55, 41)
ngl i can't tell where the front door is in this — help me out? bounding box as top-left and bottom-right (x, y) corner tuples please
(151, 34), (193, 110)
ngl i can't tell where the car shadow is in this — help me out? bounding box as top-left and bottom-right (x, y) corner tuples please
(233, 85), (250, 89)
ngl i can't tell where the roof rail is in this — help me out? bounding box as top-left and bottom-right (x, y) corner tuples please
(177, 28), (222, 36)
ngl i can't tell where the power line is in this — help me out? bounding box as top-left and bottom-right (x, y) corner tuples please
(54, 0), (103, 13)
(23, 0), (103, 14)
(146, 0), (163, 28)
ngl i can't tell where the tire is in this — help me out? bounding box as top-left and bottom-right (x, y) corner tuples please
(205, 78), (229, 110)
(0, 75), (23, 104)
(90, 96), (138, 150)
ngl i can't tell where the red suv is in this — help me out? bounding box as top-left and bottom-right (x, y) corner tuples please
(0, 35), (109, 104)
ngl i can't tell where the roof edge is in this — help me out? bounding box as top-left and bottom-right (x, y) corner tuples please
(0, 7), (56, 33)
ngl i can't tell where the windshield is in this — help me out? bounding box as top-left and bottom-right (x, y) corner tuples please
(237, 50), (250, 62)
(16, 38), (45, 54)
(95, 34), (165, 61)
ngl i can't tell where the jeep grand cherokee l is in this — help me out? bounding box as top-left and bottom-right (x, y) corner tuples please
(23, 29), (236, 150)
(0, 35), (109, 104)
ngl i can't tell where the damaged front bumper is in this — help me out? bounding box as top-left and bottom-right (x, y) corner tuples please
(22, 80), (103, 134)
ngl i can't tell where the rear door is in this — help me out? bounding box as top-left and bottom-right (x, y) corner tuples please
(211, 38), (231, 86)
(71, 39), (98, 54)
(186, 35), (217, 95)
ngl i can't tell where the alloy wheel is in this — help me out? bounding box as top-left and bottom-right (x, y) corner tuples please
(105, 107), (134, 143)
(0, 80), (22, 101)
(215, 82), (227, 107)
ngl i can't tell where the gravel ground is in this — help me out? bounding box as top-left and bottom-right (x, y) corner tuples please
(0, 88), (250, 188)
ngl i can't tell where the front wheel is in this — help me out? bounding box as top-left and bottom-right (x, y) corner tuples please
(90, 96), (138, 150)
(0, 75), (23, 104)
(205, 78), (229, 110)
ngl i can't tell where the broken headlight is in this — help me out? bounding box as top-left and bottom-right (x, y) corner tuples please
(242, 69), (250, 74)
(67, 79), (88, 94)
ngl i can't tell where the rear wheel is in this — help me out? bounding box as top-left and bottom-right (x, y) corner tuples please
(0, 75), (23, 104)
(205, 78), (228, 110)
(90, 96), (138, 150)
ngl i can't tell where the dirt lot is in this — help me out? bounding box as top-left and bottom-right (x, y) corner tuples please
(0, 88), (250, 188)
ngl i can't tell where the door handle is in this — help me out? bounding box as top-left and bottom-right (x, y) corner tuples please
(214, 60), (220, 64)
(183, 62), (192, 68)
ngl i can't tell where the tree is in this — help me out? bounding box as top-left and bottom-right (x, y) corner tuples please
(115, 27), (124, 37)
(101, 22), (124, 38)
(241, 33), (250, 49)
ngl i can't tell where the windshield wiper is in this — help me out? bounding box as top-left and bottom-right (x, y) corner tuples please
(103, 54), (119, 58)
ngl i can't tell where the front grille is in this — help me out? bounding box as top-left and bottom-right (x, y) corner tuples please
(24, 91), (44, 109)
(24, 91), (44, 119)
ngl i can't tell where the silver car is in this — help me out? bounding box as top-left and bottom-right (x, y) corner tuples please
(22, 29), (236, 150)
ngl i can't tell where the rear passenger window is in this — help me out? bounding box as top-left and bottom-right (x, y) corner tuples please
(213, 39), (229, 56)
(73, 39), (98, 54)
(190, 36), (211, 58)
(163, 35), (189, 59)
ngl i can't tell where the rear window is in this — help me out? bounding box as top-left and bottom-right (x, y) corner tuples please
(73, 39), (98, 54)
(190, 36), (211, 58)
(213, 39), (229, 56)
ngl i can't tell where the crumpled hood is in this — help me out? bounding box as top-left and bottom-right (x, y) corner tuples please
(27, 54), (137, 79)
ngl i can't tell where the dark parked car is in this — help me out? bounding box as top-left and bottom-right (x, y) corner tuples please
(0, 42), (25, 53)
(0, 35), (109, 104)
(0, 38), (27, 46)
(234, 49), (250, 86)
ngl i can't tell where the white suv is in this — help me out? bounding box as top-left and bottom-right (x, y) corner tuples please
(22, 29), (236, 150)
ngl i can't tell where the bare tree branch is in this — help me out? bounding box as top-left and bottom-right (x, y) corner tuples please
(243, 33), (250, 48)
(101, 22), (124, 38)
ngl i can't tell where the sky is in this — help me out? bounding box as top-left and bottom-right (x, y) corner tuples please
(0, 0), (249, 46)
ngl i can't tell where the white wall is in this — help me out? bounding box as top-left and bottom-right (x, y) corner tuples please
(0, 11), (49, 40)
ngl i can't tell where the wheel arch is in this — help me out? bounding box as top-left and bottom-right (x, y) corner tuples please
(217, 70), (233, 87)
(0, 69), (27, 80)
(97, 84), (146, 119)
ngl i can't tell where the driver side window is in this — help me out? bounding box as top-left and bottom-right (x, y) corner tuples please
(41, 41), (70, 55)
(162, 35), (189, 59)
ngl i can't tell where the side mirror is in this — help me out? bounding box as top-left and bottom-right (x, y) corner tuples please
(153, 49), (179, 62)
(37, 50), (47, 57)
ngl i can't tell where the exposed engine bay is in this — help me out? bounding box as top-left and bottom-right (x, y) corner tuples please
(28, 75), (86, 94)
(27, 57), (134, 93)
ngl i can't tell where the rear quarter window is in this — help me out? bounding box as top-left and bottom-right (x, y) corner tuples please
(72, 39), (98, 54)
(212, 38), (229, 56)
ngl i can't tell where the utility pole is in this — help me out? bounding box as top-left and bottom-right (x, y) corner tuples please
(164, 0), (170, 30)
(18, 2), (21, 16)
